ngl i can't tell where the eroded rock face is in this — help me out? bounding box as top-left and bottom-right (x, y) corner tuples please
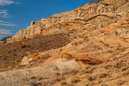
(6, 0), (129, 43)
(75, 54), (103, 65)
(101, 0), (128, 7)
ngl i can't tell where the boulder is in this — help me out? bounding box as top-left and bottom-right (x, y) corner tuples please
(61, 52), (72, 60)
(75, 54), (103, 65)
(20, 56), (33, 65)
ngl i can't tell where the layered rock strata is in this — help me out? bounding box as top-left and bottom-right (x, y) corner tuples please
(7, 0), (129, 43)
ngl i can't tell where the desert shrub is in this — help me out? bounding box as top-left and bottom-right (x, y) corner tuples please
(85, 82), (95, 86)
(61, 80), (67, 85)
(71, 77), (80, 83)
(84, 66), (96, 74)
(30, 76), (37, 79)
(54, 77), (62, 83)
(105, 64), (112, 69)
(88, 75), (96, 81)
(38, 77), (44, 80)
(72, 70), (79, 75)
(122, 66), (129, 71)
(85, 66), (91, 70)
(99, 73), (109, 78)
(114, 62), (126, 69)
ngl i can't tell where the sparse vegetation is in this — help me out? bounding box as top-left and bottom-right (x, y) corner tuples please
(99, 73), (109, 78)
(71, 77), (80, 83)
(0, 33), (70, 71)
(88, 75), (96, 81)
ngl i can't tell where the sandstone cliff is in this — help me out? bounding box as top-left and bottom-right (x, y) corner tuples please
(7, 0), (129, 43)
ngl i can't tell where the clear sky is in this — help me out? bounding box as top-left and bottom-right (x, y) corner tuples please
(0, 0), (98, 39)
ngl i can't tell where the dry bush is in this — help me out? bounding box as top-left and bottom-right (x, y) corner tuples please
(55, 77), (62, 82)
(122, 66), (129, 71)
(71, 77), (80, 83)
(82, 66), (96, 74)
(99, 73), (109, 78)
(85, 82), (95, 86)
(105, 64), (113, 69)
(88, 75), (97, 81)
(61, 80), (67, 85)
(72, 70), (79, 75)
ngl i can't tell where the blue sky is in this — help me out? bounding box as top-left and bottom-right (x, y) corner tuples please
(0, 0), (98, 40)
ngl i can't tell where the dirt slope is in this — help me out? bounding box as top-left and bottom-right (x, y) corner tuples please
(0, 33), (70, 71)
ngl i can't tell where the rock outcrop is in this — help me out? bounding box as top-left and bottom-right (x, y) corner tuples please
(7, 0), (129, 43)
(75, 54), (103, 65)
(20, 56), (33, 65)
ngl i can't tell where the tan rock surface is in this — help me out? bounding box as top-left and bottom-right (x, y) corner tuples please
(7, 0), (129, 43)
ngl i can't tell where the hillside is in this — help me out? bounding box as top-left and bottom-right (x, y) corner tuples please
(0, 0), (129, 86)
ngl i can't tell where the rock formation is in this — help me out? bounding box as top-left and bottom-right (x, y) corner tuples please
(7, 0), (129, 43)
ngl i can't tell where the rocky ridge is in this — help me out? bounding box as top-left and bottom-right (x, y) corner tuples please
(7, 0), (129, 43)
